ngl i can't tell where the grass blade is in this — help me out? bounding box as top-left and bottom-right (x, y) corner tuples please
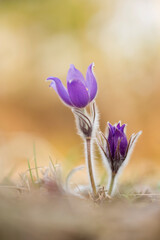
(33, 143), (39, 182)
(27, 159), (34, 185)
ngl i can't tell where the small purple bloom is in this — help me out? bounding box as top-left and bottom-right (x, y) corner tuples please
(98, 122), (141, 174)
(107, 122), (128, 160)
(47, 63), (98, 108)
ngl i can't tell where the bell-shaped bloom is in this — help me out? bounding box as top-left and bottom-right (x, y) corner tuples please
(98, 122), (142, 174)
(46, 63), (98, 108)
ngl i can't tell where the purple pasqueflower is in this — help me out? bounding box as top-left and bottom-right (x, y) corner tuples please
(46, 63), (97, 108)
(107, 122), (128, 160)
(98, 122), (141, 174)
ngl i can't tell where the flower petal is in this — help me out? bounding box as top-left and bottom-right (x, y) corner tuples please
(67, 80), (89, 108)
(67, 64), (86, 85)
(116, 122), (121, 129)
(107, 123), (115, 158)
(116, 123), (127, 156)
(108, 122), (116, 135)
(113, 129), (122, 154)
(120, 124), (126, 133)
(119, 133), (128, 157)
(47, 77), (73, 106)
(117, 123), (126, 133)
(86, 63), (98, 101)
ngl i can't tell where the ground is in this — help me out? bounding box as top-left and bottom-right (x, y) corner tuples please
(0, 183), (160, 240)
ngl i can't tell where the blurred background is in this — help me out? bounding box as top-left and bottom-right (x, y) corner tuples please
(0, 0), (160, 186)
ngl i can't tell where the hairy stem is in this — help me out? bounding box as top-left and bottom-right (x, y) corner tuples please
(108, 172), (116, 196)
(85, 138), (97, 196)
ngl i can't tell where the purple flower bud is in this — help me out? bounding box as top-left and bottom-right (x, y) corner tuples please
(46, 63), (98, 108)
(98, 122), (142, 174)
(107, 122), (128, 160)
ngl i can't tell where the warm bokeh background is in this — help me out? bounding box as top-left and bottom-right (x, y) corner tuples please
(0, 0), (160, 186)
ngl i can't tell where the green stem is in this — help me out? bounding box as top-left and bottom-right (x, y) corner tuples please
(85, 138), (97, 197)
(33, 143), (39, 181)
(108, 173), (116, 196)
(27, 159), (34, 185)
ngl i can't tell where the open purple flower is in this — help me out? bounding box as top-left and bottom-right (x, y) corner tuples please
(46, 63), (97, 108)
(98, 122), (142, 174)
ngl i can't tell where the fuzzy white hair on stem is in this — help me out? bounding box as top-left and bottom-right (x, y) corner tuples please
(72, 102), (99, 198)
